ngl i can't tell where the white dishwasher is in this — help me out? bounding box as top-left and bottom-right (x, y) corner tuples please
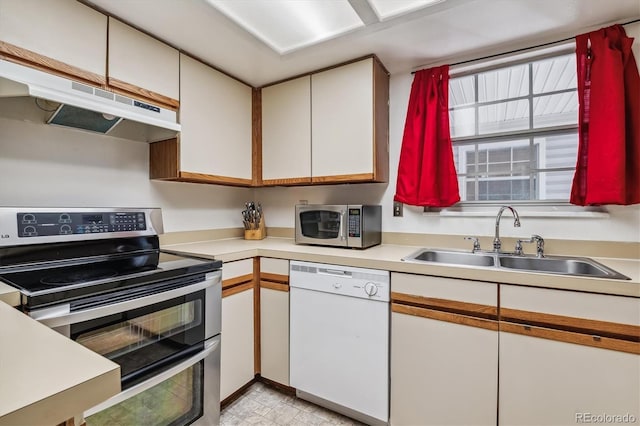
(290, 260), (390, 425)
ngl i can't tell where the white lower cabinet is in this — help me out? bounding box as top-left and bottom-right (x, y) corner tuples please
(499, 331), (640, 426)
(260, 288), (289, 385)
(390, 273), (499, 426)
(220, 259), (255, 401)
(259, 257), (290, 385)
(391, 312), (498, 426)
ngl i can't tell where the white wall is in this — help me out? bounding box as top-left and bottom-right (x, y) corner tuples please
(0, 117), (251, 232)
(256, 31), (640, 243)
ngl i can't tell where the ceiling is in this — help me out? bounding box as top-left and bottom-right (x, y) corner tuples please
(85, 0), (640, 87)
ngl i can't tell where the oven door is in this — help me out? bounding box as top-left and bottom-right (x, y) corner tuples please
(84, 335), (220, 426)
(30, 272), (221, 388)
(295, 205), (348, 247)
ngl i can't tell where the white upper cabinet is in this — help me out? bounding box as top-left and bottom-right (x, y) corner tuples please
(178, 54), (253, 184)
(0, 0), (107, 84)
(107, 18), (179, 108)
(311, 57), (389, 183)
(261, 76), (311, 185)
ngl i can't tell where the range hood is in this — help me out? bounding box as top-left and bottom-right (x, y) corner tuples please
(0, 59), (180, 142)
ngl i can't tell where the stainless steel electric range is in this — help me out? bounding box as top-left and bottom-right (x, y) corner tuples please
(0, 207), (222, 426)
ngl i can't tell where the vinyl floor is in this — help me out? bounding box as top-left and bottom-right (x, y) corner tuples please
(220, 382), (366, 426)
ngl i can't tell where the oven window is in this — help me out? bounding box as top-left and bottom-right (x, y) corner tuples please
(77, 301), (200, 358)
(71, 291), (206, 387)
(85, 361), (203, 426)
(300, 210), (341, 239)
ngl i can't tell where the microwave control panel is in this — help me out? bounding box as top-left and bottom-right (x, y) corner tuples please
(348, 209), (361, 238)
(17, 211), (147, 237)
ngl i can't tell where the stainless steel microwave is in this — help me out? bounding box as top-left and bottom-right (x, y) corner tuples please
(295, 205), (382, 249)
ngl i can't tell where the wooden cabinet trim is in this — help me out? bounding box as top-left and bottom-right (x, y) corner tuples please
(0, 41), (106, 87)
(500, 307), (640, 343)
(262, 177), (313, 186)
(178, 172), (254, 187)
(149, 138), (179, 179)
(260, 272), (289, 284)
(108, 77), (179, 110)
(252, 88), (263, 186)
(311, 173), (375, 184)
(222, 282), (253, 298)
(253, 258), (261, 375)
(392, 292), (498, 320)
(372, 56), (390, 183)
(260, 281), (289, 292)
(392, 303), (499, 331)
(222, 274), (254, 290)
(500, 322), (640, 355)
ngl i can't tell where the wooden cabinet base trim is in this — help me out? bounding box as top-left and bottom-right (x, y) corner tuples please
(259, 273), (289, 284)
(311, 173), (375, 184)
(392, 303), (499, 331)
(221, 378), (257, 409)
(178, 172), (254, 187)
(108, 77), (179, 110)
(222, 282), (254, 298)
(0, 41), (106, 87)
(500, 308), (640, 343)
(257, 375), (296, 396)
(262, 177), (312, 186)
(260, 281), (289, 292)
(391, 292), (498, 320)
(500, 322), (640, 355)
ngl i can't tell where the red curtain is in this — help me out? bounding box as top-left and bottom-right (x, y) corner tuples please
(571, 24), (640, 206)
(394, 65), (460, 207)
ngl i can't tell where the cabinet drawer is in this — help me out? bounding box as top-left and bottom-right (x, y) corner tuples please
(222, 259), (254, 298)
(391, 272), (497, 306)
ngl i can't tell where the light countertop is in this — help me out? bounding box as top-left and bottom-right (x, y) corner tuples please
(0, 282), (19, 307)
(164, 237), (640, 297)
(0, 302), (120, 426)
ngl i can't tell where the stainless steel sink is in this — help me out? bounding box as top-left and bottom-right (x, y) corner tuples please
(402, 248), (630, 280)
(402, 249), (496, 267)
(498, 255), (631, 280)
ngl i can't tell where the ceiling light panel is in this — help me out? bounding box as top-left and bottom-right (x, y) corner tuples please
(367, 0), (445, 21)
(206, 0), (364, 54)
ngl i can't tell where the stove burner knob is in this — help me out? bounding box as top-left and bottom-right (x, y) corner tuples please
(364, 282), (378, 297)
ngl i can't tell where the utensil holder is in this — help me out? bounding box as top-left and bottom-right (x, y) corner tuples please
(244, 217), (265, 240)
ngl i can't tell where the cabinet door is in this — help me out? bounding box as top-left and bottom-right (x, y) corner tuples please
(179, 54), (253, 184)
(390, 272), (499, 426)
(220, 259), (255, 401)
(311, 57), (388, 183)
(261, 76), (311, 185)
(499, 332), (640, 426)
(391, 311), (498, 426)
(259, 258), (289, 385)
(0, 0), (107, 84)
(108, 18), (179, 109)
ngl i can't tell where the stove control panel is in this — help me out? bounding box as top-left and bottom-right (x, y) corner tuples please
(17, 211), (147, 237)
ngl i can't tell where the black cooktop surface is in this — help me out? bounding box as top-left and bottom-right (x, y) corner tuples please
(0, 250), (221, 310)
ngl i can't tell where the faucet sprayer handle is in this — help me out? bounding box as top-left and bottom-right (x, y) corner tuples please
(531, 235), (545, 257)
(464, 236), (481, 253)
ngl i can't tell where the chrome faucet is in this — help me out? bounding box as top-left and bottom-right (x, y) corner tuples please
(493, 206), (521, 252)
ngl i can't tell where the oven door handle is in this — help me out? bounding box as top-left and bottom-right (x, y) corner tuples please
(31, 272), (220, 328)
(84, 335), (220, 417)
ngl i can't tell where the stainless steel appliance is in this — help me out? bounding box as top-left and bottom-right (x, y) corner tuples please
(289, 261), (390, 425)
(0, 207), (221, 426)
(295, 204), (382, 249)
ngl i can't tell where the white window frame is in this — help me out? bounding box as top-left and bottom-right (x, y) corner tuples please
(422, 42), (608, 217)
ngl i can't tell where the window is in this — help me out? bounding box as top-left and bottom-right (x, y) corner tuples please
(449, 53), (578, 203)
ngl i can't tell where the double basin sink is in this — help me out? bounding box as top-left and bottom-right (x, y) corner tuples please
(402, 249), (631, 280)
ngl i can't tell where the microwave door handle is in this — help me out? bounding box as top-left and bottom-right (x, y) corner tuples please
(340, 210), (346, 241)
(84, 336), (220, 417)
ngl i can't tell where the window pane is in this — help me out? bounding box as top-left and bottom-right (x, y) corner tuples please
(478, 100), (529, 134)
(537, 170), (575, 200)
(450, 107), (475, 137)
(533, 92), (578, 128)
(478, 64), (528, 102)
(534, 133), (578, 169)
(533, 54), (576, 94)
(449, 75), (475, 107)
